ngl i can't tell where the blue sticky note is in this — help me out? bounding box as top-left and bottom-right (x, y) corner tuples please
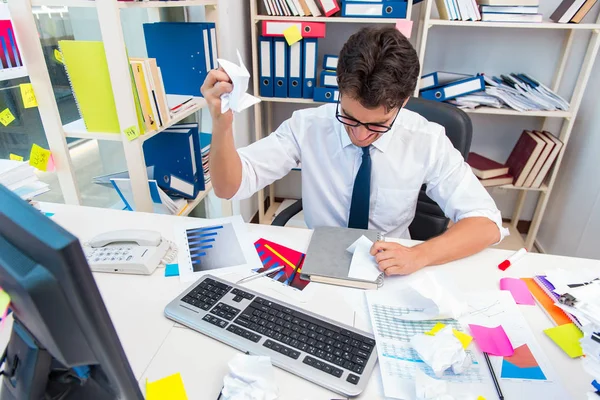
(165, 264), (179, 277)
(44, 212), (54, 217)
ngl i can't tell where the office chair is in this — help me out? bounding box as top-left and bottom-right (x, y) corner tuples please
(272, 97), (473, 241)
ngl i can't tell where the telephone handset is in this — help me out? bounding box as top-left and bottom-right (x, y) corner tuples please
(83, 229), (176, 275)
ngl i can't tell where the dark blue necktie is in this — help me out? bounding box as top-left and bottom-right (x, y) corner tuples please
(348, 146), (371, 229)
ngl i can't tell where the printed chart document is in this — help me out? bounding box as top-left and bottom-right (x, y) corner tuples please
(175, 215), (262, 282)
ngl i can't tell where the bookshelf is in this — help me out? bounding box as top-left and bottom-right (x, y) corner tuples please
(414, 0), (600, 250)
(9, 0), (226, 216)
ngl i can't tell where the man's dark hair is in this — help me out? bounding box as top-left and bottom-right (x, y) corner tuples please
(337, 27), (420, 111)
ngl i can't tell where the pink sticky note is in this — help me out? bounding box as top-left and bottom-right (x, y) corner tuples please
(46, 155), (55, 172)
(500, 277), (536, 305)
(469, 324), (514, 356)
(395, 20), (413, 39)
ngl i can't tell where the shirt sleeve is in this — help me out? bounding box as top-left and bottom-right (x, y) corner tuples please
(230, 111), (302, 201)
(424, 129), (509, 243)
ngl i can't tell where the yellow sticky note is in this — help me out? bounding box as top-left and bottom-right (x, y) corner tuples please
(283, 25), (303, 46)
(54, 49), (64, 64)
(124, 125), (140, 141)
(477, 397), (486, 400)
(9, 153), (23, 161)
(0, 108), (15, 127)
(29, 144), (52, 172)
(146, 373), (188, 400)
(452, 329), (473, 349)
(544, 323), (583, 358)
(0, 290), (10, 314)
(20, 83), (38, 109)
(425, 322), (446, 336)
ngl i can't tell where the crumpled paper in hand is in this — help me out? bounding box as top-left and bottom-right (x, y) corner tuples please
(410, 326), (471, 378)
(221, 354), (278, 400)
(217, 50), (261, 114)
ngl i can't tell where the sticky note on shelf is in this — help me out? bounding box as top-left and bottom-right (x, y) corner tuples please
(468, 324), (514, 356)
(395, 20), (413, 39)
(543, 323), (583, 358)
(124, 125), (140, 141)
(425, 322), (446, 336)
(20, 83), (38, 108)
(165, 264), (179, 277)
(500, 277), (535, 305)
(54, 49), (64, 64)
(9, 153), (23, 161)
(146, 372), (188, 400)
(29, 144), (52, 172)
(0, 290), (10, 315)
(283, 25), (303, 46)
(0, 108), (15, 127)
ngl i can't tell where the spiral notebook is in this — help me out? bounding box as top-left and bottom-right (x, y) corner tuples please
(533, 275), (582, 330)
(300, 226), (384, 290)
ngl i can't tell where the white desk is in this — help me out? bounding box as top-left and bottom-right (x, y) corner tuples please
(32, 203), (596, 399)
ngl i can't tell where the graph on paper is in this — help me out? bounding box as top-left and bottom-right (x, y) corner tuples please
(370, 304), (459, 341)
(185, 223), (245, 272)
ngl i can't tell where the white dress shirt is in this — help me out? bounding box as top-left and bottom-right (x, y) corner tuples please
(232, 104), (508, 240)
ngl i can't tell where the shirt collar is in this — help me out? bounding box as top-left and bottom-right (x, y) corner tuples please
(338, 111), (400, 153)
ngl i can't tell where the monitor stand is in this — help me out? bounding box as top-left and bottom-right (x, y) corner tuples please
(0, 320), (115, 400)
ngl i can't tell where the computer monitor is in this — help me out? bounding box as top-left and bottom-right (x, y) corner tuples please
(0, 185), (143, 399)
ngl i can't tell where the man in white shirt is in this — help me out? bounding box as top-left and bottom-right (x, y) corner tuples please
(201, 27), (507, 276)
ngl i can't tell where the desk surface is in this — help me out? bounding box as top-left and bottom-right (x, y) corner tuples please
(32, 203), (597, 399)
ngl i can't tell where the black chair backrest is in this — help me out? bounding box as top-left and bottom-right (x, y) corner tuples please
(404, 97), (473, 241)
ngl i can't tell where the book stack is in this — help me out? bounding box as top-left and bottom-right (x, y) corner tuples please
(550, 0), (598, 23)
(0, 159), (49, 201)
(262, 0), (409, 18)
(478, 0), (542, 22)
(436, 0), (481, 20)
(129, 58), (171, 133)
(467, 130), (563, 188)
(262, 0), (323, 16)
(200, 132), (211, 185)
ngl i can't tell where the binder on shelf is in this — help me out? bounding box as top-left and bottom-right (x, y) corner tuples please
(200, 23), (213, 72)
(143, 122), (204, 199)
(420, 71), (472, 91)
(259, 36), (274, 97)
(314, 87), (339, 103)
(319, 70), (338, 88)
(341, 2), (407, 18)
(302, 38), (318, 99)
(288, 41), (303, 98)
(143, 22), (215, 97)
(317, 0), (341, 16)
(420, 75), (485, 102)
(261, 20), (326, 38)
(130, 59), (158, 132)
(304, 0), (323, 16)
(273, 37), (288, 98)
(323, 54), (338, 71)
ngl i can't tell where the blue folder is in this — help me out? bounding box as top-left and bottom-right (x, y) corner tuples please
(273, 37), (288, 98)
(322, 54), (338, 71)
(143, 122), (204, 199)
(143, 22), (215, 97)
(319, 70), (338, 88)
(420, 75), (485, 102)
(288, 41), (303, 98)
(313, 87), (339, 103)
(302, 38), (318, 99)
(259, 36), (274, 97)
(341, 1), (407, 18)
(420, 71), (472, 91)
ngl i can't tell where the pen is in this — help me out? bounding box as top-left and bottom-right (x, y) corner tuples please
(498, 247), (527, 271)
(484, 352), (504, 400)
(236, 265), (284, 285)
(170, 98), (193, 112)
(287, 254), (305, 287)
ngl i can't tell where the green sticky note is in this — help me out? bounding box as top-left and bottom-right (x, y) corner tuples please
(544, 323), (583, 358)
(0, 290), (10, 314)
(124, 125), (140, 141)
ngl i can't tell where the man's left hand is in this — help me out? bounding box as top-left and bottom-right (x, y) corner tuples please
(370, 241), (427, 276)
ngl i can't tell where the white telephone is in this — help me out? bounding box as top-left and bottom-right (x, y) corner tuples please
(83, 229), (176, 275)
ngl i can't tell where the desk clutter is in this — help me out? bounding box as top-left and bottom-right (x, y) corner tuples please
(467, 129), (563, 188)
(0, 158), (50, 201)
(261, 0), (413, 18)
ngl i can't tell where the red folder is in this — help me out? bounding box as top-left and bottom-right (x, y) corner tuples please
(261, 20), (326, 38)
(317, 0), (341, 17)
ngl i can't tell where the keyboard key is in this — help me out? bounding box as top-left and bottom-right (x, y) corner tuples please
(263, 340), (274, 349)
(352, 364), (364, 374)
(351, 339), (361, 347)
(303, 356), (315, 366)
(232, 288), (240, 295)
(347, 374), (360, 385)
(331, 367), (343, 378)
(353, 356), (366, 366)
(343, 361), (354, 370)
(226, 325), (236, 333)
(333, 357), (344, 367)
(235, 318), (250, 328)
(323, 365), (332, 374)
(363, 338), (376, 347)
(233, 295), (243, 302)
(356, 349), (369, 359)
(289, 350), (300, 359)
(314, 361), (324, 370)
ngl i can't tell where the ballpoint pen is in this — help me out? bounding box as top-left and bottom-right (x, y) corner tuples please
(484, 352), (504, 400)
(287, 254), (305, 287)
(236, 265), (284, 285)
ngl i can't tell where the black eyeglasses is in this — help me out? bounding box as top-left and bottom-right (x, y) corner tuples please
(335, 100), (401, 134)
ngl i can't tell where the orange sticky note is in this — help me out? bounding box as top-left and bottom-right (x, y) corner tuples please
(395, 20), (413, 38)
(146, 373), (188, 400)
(20, 83), (38, 108)
(9, 153), (23, 161)
(29, 144), (52, 172)
(0, 108), (15, 126)
(283, 25), (303, 46)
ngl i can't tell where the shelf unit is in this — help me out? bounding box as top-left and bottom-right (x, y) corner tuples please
(414, 1), (600, 250)
(9, 0), (222, 215)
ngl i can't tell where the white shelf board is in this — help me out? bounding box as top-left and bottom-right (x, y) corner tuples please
(31, 0), (95, 6)
(255, 15), (399, 24)
(491, 183), (549, 192)
(31, 0), (217, 7)
(428, 19), (600, 30)
(259, 96), (324, 104)
(63, 97), (207, 142)
(0, 66), (28, 82)
(463, 107), (572, 118)
(179, 182), (212, 217)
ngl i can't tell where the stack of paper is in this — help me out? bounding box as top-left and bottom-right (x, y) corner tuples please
(0, 159), (49, 200)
